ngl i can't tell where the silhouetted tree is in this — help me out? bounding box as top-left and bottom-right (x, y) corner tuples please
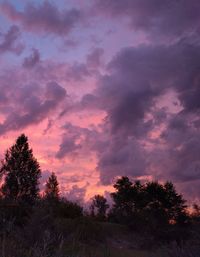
(110, 176), (135, 223)
(44, 172), (59, 200)
(163, 181), (188, 225)
(110, 177), (188, 232)
(0, 134), (41, 204)
(90, 194), (109, 221)
(144, 181), (169, 228)
(55, 198), (83, 218)
(191, 204), (200, 223)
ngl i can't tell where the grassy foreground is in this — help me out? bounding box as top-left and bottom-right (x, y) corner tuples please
(1, 213), (200, 257)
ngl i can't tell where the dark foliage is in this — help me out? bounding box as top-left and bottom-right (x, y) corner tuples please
(54, 198), (83, 219)
(0, 134), (41, 204)
(0, 135), (199, 256)
(90, 194), (109, 221)
(109, 176), (189, 242)
(44, 172), (60, 201)
(191, 204), (200, 223)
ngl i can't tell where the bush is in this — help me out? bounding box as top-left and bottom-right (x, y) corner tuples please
(55, 198), (83, 219)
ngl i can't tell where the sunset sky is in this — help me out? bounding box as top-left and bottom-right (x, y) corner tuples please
(0, 0), (199, 203)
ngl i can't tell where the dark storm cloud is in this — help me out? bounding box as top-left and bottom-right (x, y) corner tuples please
(179, 83), (200, 112)
(56, 40), (200, 185)
(158, 111), (200, 183)
(1, 1), (82, 35)
(41, 40), (200, 186)
(96, 42), (200, 132)
(168, 114), (189, 132)
(94, 0), (200, 40)
(84, 40), (200, 184)
(0, 81), (66, 134)
(23, 48), (40, 68)
(96, 135), (148, 185)
(171, 138), (200, 182)
(0, 25), (24, 55)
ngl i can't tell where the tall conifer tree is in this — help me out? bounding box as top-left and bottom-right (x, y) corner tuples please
(0, 134), (41, 203)
(44, 172), (59, 200)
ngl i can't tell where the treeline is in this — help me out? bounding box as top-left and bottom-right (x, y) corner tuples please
(0, 134), (200, 246)
(0, 134), (83, 222)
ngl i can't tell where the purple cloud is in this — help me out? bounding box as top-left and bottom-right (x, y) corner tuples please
(66, 63), (91, 81)
(86, 48), (104, 69)
(64, 184), (87, 204)
(0, 25), (24, 54)
(77, 40), (200, 185)
(94, 0), (200, 40)
(0, 0), (199, 201)
(96, 136), (147, 185)
(1, 1), (82, 35)
(23, 48), (40, 68)
(56, 122), (98, 159)
(0, 81), (66, 134)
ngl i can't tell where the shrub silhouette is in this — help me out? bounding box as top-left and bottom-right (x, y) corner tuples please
(90, 194), (109, 221)
(109, 176), (188, 241)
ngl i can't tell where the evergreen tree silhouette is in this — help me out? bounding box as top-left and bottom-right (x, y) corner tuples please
(0, 134), (41, 204)
(44, 172), (59, 200)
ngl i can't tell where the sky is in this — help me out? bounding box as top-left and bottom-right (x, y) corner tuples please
(0, 0), (199, 203)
